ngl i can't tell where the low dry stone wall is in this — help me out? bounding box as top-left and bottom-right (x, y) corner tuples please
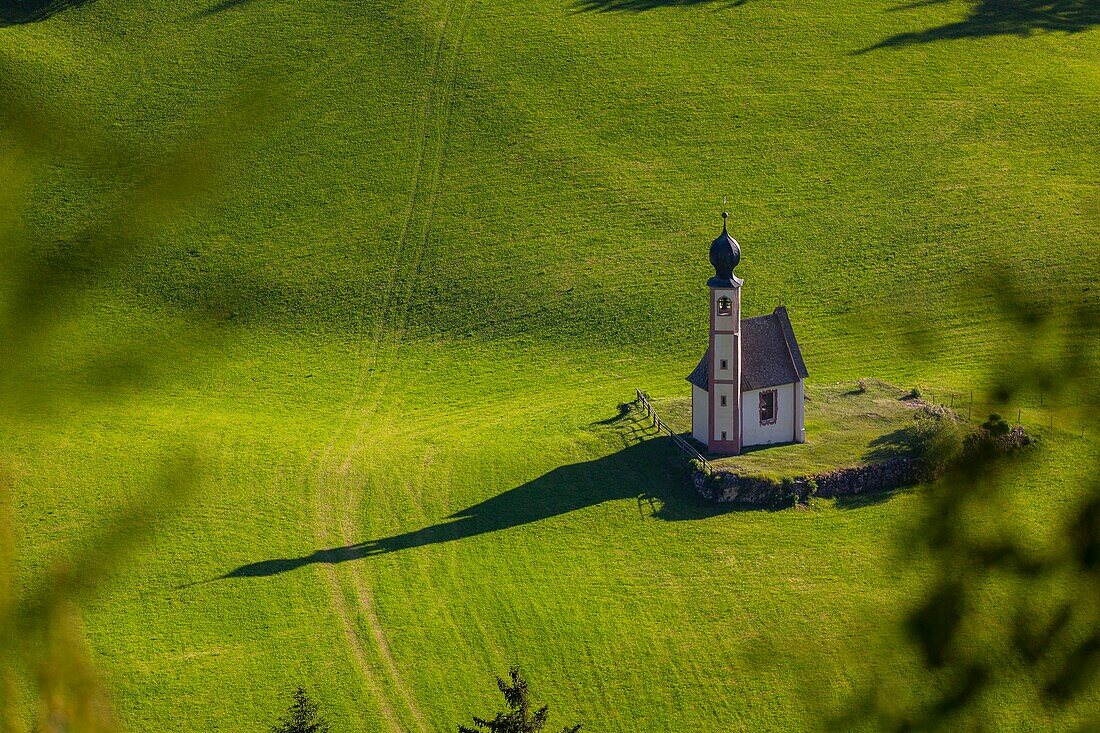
(692, 457), (925, 505)
(691, 426), (1032, 507)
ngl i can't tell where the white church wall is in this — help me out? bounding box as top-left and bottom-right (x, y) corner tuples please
(691, 385), (709, 444)
(794, 379), (806, 443)
(741, 382), (796, 448)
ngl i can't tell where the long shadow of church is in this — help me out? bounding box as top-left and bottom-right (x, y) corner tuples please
(220, 414), (738, 580)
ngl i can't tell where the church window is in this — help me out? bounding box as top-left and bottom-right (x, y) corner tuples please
(720, 359), (728, 370)
(717, 297), (732, 316)
(759, 390), (777, 426)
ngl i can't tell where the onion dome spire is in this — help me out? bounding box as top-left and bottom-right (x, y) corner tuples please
(708, 211), (742, 286)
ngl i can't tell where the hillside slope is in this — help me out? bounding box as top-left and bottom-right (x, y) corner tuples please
(2, 0), (1098, 729)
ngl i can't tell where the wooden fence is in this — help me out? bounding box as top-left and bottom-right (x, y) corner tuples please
(635, 388), (712, 471)
(923, 387), (1091, 439)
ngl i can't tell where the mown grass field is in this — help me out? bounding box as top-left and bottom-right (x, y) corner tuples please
(2, 0), (1098, 729)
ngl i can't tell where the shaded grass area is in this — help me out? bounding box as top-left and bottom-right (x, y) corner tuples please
(0, 0), (92, 25)
(656, 380), (924, 478)
(194, 0), (256, 17)
(860, 0), (1100, 52)
(573, 0), (748, 12)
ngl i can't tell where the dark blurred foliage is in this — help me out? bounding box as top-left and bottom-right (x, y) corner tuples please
(0, 50), (272, 418)
(0, 51), (263, 731)
(0, 461), (194, 733)
(834, 276), (1100, 729)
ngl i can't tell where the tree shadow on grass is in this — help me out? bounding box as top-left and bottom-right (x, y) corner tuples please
(857, 0), (1100, 53)
(0, 0), (93, 25)
(195, 0), (255, 17)
(573, 0), (747, 13)
(834, 485), (915, 509)
(215, 417), (751, 581)
(862, 427), (919, 462)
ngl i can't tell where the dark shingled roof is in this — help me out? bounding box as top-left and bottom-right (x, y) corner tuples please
(686, 306), (809, 392)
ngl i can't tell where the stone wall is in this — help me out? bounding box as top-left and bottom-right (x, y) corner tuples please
(994, 426), (1032, 452)
(691, 426), (1033, 507)
(692, 457), (926, 506)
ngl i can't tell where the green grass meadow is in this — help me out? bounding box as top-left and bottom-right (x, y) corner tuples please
(2, 0), (1098, 729)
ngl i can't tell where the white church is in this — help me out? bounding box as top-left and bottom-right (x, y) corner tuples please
(686, 214), (809, 455)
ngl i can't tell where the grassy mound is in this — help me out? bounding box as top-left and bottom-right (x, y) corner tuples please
(658, 380), (927, 478)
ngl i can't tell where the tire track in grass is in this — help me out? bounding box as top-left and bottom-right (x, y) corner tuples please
(312, 0), (475, 730)
(314, 462), (404, 732)
(325, 450), (434, 733)
(358, 0), (474, 407)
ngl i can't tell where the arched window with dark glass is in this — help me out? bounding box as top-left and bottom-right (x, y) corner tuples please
(717, 296), (732, 316)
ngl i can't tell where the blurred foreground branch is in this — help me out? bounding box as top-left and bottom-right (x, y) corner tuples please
(0, 53), (264, 731)
(837, 277), (1100, 729)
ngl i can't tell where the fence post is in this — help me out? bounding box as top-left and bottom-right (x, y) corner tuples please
(632, 387), (711, 471)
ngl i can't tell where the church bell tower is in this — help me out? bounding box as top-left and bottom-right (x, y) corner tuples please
(707, 212), (743, 454)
